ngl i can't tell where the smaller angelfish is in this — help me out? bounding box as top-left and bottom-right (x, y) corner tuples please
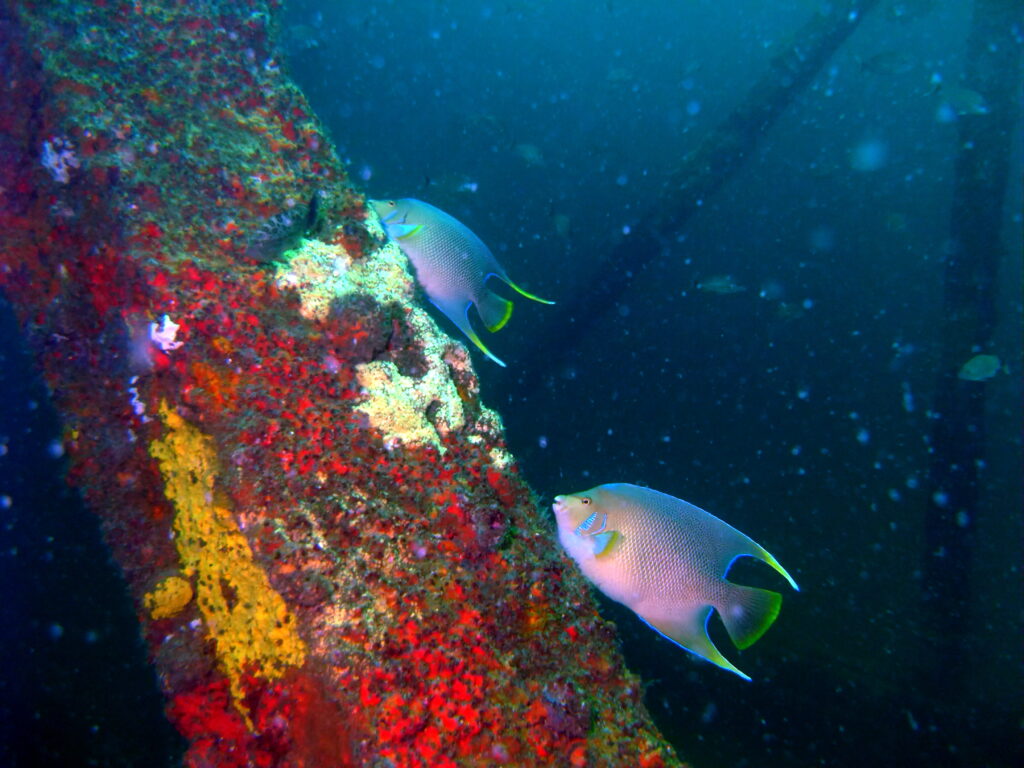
(370, 198), (553, 367)
(553, 483), (798, 680)
(957, 353), (1001, 381)
(695, 275), (746, 295)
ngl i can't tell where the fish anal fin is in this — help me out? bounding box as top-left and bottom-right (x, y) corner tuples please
(642, 605), (751, 681)
(591, 530), (620, 557)
(718, 584), (782, 650)
(476, 289), (514, 332)
(428, 298), (507, 367)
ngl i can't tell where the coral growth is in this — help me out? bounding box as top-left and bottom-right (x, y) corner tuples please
(148, 401), (306, 718)
(0, 1), (684, 765)
(145, 575), (194, 620)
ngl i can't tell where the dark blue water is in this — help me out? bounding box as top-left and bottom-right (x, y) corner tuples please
(282, 1), (1022, 766)
(0, 298), (184, 767)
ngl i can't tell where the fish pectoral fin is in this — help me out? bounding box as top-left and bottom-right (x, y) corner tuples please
(476, 289), (514, 332)
(643, 606), (751, 681)
(390, 223), (423, 239)
(717, 584), (782, 650)
(590, 529), (620, 557)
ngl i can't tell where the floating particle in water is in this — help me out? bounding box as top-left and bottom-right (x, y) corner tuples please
(0, 495), (11, 509)
(797, 387), (810, 400)
(49, 623), (64, 640)
(759, 279), (785, 300)
(901, 383), (915, 413)
(850, 138), (888, 171)
(809, 225), (835, 252)
(538, 435), (548, 449)
(906, 475), (919, 489)
(888, 488), (902, 501)
(856, 428), (870, 444)
(700, 701), (717, 723)
(687, 100), (701, 116)
(616, 173), (628, 186)
(955, 510), (970, 528)
(932, 490), (949, 507)
(47, 439), (65, 459)
(802, 298), (814, 310)
(791, 445), (802, 456)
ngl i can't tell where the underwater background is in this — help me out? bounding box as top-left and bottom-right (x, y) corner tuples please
(1, 1), (1020, 766)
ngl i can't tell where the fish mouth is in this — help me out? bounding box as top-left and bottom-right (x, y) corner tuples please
(552, 495), (567, 515)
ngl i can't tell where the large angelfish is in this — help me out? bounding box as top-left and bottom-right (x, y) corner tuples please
(553, 483), (799, 680)
(370, 198), (553, 367)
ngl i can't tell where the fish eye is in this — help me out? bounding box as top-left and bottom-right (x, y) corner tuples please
(581, 497), (591, 505)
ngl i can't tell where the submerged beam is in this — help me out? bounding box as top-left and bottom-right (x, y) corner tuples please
(0, 2), (682, 765)
(518, 0), (879, 380)
(919, 0), (1018, 699)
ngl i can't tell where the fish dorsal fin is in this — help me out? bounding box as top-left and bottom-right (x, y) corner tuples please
(390, 223), (423, 240)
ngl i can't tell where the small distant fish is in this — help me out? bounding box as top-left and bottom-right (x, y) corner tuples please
(958, 353), (1001, 381)
(775, 301), (805, 320)
(554, 483), (798, 680)
(858, 50), (916, 76)
(280, 24), (322, 56)
(370, 198), (553, 367)
(886, 0), (938, 24)
(513, 143), (545, 167)
(884, 212), (909, 232)
(696, 275), (746, 295)
(551, 212), (572, 240)
(245, 190), (326, 263)
(937, 84), (989, 116)
(422, 172), (479, 196)
(605, 66), (634, 84)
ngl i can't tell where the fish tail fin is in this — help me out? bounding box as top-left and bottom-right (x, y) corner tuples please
(476, 289), (514, 332)
(718, 584), (783, 650)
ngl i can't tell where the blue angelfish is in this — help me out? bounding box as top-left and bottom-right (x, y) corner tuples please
(370, 198), (553, 367)
(553, 483), (799, 680)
